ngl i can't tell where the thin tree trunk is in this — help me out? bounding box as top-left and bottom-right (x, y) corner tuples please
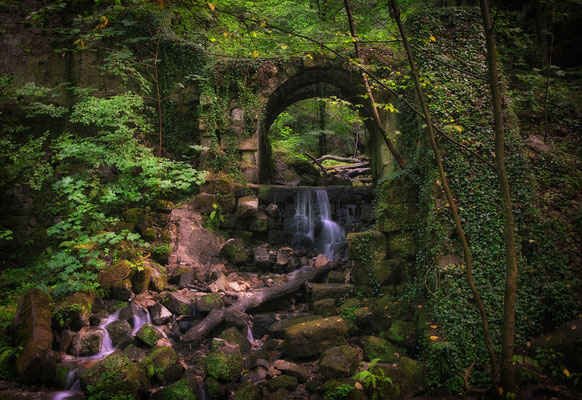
(343, 0), (407, 170)
(479, 0), (519, 394)
(318, 99), (327, 157)
(543, 0), (554, 141)
(388, 0), (499, 389)
(153, 35), (163, 156)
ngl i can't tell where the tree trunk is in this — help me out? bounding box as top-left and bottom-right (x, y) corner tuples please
(479, 0), (519, 394)
(182, 259), (335, 344)
(389, 0), (499, 389)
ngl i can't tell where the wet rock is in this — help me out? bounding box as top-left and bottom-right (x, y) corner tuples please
(161, 291), (195, 315)
(131, 265), (152, 294)
(124, 344), (148, 363)
(234, 381), (261, 400)
(55, 329), (74, 353)
(178, 270), (195, 288)
(205, 338), (244, 382)
(90, 310), (108, 326)
(107, 320), (133, 348)
(149, 303), (173, 325)
(142, 345), (184, 384)
(80, 350), (149, 398)
(153, 375), (200, 400)
(311, 284), (355, 302)
(320, 345), (360, 379)
(253, 246), (275, 269)
(237, 196), (259, 218)
(268, 374), (298, 392)
(284, 316), (348, 359)
(205, 376), (226, 399)
(220, 238), (250, 265)
(313, 298), (337, 317)
(270, 315), (322, 338)
(13, 288), (55, 383)
(136, 323), (165, 348)
(70, 327), (104, 356)
(265, 203), (280, 219)
(363, 336), (399, 363)
(191, 193), (217, 214)
(197, 293), (224, 313)
(272, 360), (309, 383)
(55, 292), (94, 331)
(110, 279), (133, 301)
(218, 326), (251, 354)
(98, 260), (132, 290)
(119, 303), (141, 322)
(149, 264), (168, 292)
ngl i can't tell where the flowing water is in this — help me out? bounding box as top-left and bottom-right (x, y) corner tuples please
(292, 188), (346, 259)
(52, 307), (153, 399)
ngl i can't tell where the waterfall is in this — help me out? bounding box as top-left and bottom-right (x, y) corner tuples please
(53, 370), (81, 400)
(292, 188), (346, 259)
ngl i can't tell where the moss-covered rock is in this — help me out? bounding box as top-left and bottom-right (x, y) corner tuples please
(270, 315), (322, 337)
(205, 376), (226, 400)
(153, 376), (199, 400)
(98, 260), (132, 290)
(54, 292), (94, 331)
(398, 356), (426, 388)
(234, 381), (261, 400)
(284, 316), (348, 359)
(363, 336), (400, 363)
(123, 208), (147, 225)
(268, 374), (298, 392)
(142, 346), (184, 384)
(13, 288), (54, 384)
(311, 284), (354, 302)
(135, 323), (164, 348)
(205, 338), (244, 382)
(142, 227), (157, 242)
(249, 213), (268, 232)
(161, 291), (195, 315)
(70, 327), (104, 356)
(149, 265), (168, 292)
(312, 298), (337, 317)
(152, 199), (175, 213)
(386, 320), (415, 349)
(320, 345), (360, 379)
(218, 326), (251, 354)
(387, 232), (417, 259)
(80, 350), (149, 398)
(237, 196), (259, 218)
(110, 278), (133, 301)
(197, 293), (224, 313)
(348, 231), (399, 290)
(131, 264), (152, 294)
(106, 319), (133, 348)
(327, 271), (347, 284)
(0, 346), (17, 380)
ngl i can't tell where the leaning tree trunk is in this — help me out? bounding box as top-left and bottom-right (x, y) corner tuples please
(479, 0), (519, 394)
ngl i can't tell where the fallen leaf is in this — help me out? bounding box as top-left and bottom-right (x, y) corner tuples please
(208, 3), (215, 10)
(429, 335), (438, 341)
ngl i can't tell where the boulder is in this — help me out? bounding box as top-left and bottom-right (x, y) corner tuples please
(312, 298), (337, 317)
(162, 291), (195, 315)
(531, 317), (582, 371)
(205, 376), (226, 399)
(131, 265), (152, 294)
(320, 345), (360, 379)
(237, 196), (259, 218)
(136, 323), (165, 348)
(153, 376), (200, 400)
(142, 345), (184, 384)
(386, 320), (416, 349)
(254, 246), (275, 269)
(234, 381), (261, 400)
(276, 247), (293, 268)
(387, 232), (417, 259)
(265, 203), (280, 219)
(270, 315), (322, 338)
(149, 265), (168, 292)
(205, 338), (244, 382)
(122, 208), (147, 224)
(249, 213), (269, 232)
(80, 350), (149, 398)
(197, 293), (224, 313)
(272, 360), (309, 383)
(284, 316), (348, 359)
(268, 374), (298, 392)
(13, 288), (54, 383)
(326, 271), (346, 284)
(70, 327), (104, 356)
(218, 326), (251, 354)
(191, 193), (217, 214)
(98, 260), (132, 290)
(54, 292), (94, 331)
(220, 238), (250, 265)
(149, 303), (173, 325)
(106, 320), (133, 348)
(124, 344), (148, 363)
(311, 284), (354, 302)
(110, 279), (133, 301)
(363, 336), (400, 363)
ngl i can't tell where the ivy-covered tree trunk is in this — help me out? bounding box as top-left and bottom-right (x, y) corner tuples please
(479, 0), (519, 394)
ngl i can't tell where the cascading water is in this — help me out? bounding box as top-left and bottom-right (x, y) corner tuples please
(53, 370), (81, 400)
(292, 188), (346, 259)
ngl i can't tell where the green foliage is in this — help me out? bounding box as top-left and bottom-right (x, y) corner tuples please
(323, 384), (354, 400)
(354, 358), (393, 400)
(203, 203), (224, 232)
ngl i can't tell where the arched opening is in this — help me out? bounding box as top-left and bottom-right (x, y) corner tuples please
(258, 66), (392, 184)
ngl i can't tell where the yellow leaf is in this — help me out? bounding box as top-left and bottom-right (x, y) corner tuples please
(252, 50), (259, 57)
(430, 35), (436, 42)
(429, 336), (438, 341)
(223, 32), (228, 38)
(281, 45), (288, 50)
(208, 3), (215, 10)
(252, 32), (257, 37)
(564, 368), (570, 377)
(445, 202), (450, 207)
(455, 125), (463, 132)
(430, 325), (438, 329)
(210, 37), (216, 42)
(305, 53), (313, 60)
(260, 20), (266, 28)
(498, 387), (503, 395)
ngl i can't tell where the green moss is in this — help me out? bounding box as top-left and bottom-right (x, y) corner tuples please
(204, 376), (225, 400)
(268, 374), (298, 392)
(135, 323), (164, 347)
(363, 336), (399, 363)
(205, 340), (243, 382)
(154, 377), (199, 400)
(142, 346), (183, 384)
(233, 381), (260, 400)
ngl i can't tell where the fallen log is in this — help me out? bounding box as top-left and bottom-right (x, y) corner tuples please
(316, 154), (363, 163)
(326, 162), (370, 171)
(304, 153), (328, 175)
(344, 167), (371, 178)
(182, 256), (335, 344)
